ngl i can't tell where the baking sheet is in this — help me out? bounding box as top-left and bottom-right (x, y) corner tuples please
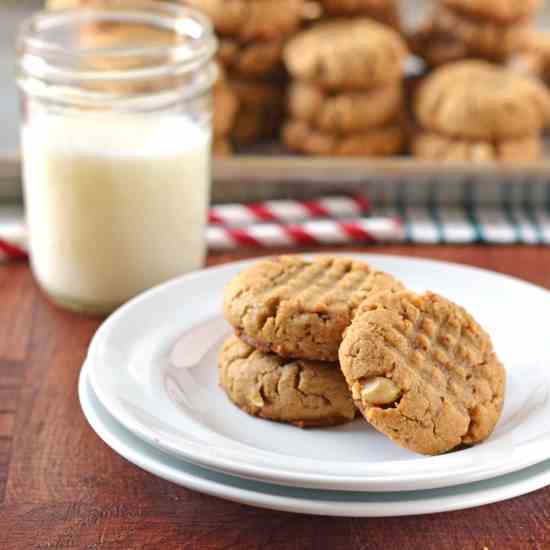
(2, 1), (550, 204)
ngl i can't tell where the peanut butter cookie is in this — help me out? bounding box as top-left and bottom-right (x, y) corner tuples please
(284, 19), (408, 91)
(224, 256), (404, 362)
(339, 290), (506, 455)
(412, 131), (542, 162)
(408, 21), (470, 67)
(442, 0), (541, 23)
(288, 81), (403, 133)
(415, 61), (550, 140)
(218, 39), (284, 78)
(283, 119), (405, 157)
(318, 0), (400, 28)
(185, 0), (305, 42)
(219, 335), (356, 427)
(230, 78), (285, 109)
(432, 6), (531, 61)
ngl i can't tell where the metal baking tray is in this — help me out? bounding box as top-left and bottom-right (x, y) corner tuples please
(3, 1), (550, 205)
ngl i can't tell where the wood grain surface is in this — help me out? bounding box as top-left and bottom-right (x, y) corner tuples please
(1, 246), (550, 550)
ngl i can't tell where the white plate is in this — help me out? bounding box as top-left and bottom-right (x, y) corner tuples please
(80, 361), (550, 517)
(88, 254), (550, 492)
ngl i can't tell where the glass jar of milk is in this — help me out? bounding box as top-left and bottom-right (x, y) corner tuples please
(17, 1), (216, 314)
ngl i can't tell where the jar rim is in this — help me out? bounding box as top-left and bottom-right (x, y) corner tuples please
(17, 1), (217, 85)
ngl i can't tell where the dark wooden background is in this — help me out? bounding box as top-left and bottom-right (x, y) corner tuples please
(1, 245), (550, 550)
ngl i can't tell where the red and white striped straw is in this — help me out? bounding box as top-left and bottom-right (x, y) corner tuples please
(0, 197), (400, 260)
(207, 217), (404, 250)
(209, 195), (371, 227)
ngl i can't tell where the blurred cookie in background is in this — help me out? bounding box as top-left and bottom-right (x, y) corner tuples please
(287, 81), (404, 133)
(184, 0), (306, 42)
(218, 38), (285, 79)
(284, 19), (408, 91)
(186, 0), (308, 148)
(283, 18), (408, 156)
(283, 119), (405, 157)
(408, 19), (470, 68)
(411, 0), (542, 67)
(413, 60), (550, 162)
(441, 0), (541, 24)
(316, 0), (400, 28)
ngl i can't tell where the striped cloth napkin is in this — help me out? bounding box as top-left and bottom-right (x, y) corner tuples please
(2, 195), (550, 262)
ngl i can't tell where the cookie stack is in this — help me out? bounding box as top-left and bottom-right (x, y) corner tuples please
(413, 61), (550, 162)
(316, 0), (400, 28)
(412, 0), (542, 67)
(186, 0), (305, 147)
(221, 256), (403, 428)
(220, 255), (506, 456)
(282, 19), (409, 157)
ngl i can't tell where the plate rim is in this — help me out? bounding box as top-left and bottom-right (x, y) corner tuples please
(87, 253), (550, 492)
(80, 360), (550, 517)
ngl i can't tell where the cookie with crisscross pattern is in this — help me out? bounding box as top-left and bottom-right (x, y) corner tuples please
(339, 290), (506, 455)
(224, 256), (404, 361)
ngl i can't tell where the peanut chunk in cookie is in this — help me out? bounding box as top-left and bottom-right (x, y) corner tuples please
(360, 377), (401, 406)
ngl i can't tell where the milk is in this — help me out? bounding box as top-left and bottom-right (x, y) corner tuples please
(22, 113), (211, 310)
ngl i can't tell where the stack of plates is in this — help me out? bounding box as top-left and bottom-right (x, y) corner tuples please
(80, 254), (550, 517)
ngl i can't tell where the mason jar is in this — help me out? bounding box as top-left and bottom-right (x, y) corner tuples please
(17, 1), (217, 314)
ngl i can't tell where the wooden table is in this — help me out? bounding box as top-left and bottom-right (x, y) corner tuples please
(2, 245), (550, 550)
